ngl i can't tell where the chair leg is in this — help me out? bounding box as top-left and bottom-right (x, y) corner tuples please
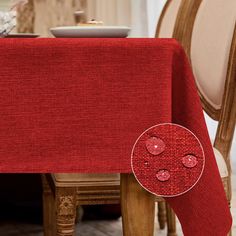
(42, 175), (56, 236)
(121, 174), (155, 236)
(166, 204), (177, 236)
(158, 202), (166, 230)
(75, 206), (84, 223)
(55, 187), (77, 236)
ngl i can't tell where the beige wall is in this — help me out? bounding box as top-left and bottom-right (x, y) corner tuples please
(86, 0), (131, 26)
(17, 0), (131, 37)
(34, 0), (82, 36)
(0, 0), (10, 11)
(17, 0), (84, 37)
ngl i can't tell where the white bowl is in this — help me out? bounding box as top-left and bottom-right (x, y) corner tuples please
(50, 26), (131, 38)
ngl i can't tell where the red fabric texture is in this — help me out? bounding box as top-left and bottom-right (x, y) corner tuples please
(131, 123), (205, 197)
(0, 38), (232, 235)
(168, 48), (232, 235)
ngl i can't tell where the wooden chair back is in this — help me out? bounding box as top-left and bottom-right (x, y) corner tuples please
(170, 0), (236, 200)
(155, 0), (182, 38)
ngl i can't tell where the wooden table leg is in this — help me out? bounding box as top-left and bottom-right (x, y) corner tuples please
(42, 174), (56, 236)
(55, 187), (77, 236)
(121, 174), (155, 236)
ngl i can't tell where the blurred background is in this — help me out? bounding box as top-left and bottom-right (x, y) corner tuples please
(0, 0), (235, 235)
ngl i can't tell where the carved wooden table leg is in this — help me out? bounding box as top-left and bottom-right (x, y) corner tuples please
(158, 202), (166, 230)
(42, 174), (56, 236)
(55, 187), (77, 236)
(121, 174), (155, 236)
(166, 204), (177, 236)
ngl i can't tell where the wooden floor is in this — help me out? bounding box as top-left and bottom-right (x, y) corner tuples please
(0, 216), (179, 236)
(0, 173), (235, 236)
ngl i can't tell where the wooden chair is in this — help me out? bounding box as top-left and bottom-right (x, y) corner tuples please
(159, 0), (236, 235)
(183, 0), (236, 217)
(42, 174), (120, 235)
(42, 173), (158, 236)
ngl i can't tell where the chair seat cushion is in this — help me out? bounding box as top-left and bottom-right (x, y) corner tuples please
(53, 173), (120, 187)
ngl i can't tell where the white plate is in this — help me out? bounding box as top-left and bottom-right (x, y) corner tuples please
(50, 26), (130, 38)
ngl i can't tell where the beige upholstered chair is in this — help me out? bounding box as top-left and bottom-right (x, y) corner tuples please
(158, 0), (236, 235)
(156, 0), (236, 234)
(186, 0), (236, 210)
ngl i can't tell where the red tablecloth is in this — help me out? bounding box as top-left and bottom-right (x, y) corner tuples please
(0, 38), (232, 235)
